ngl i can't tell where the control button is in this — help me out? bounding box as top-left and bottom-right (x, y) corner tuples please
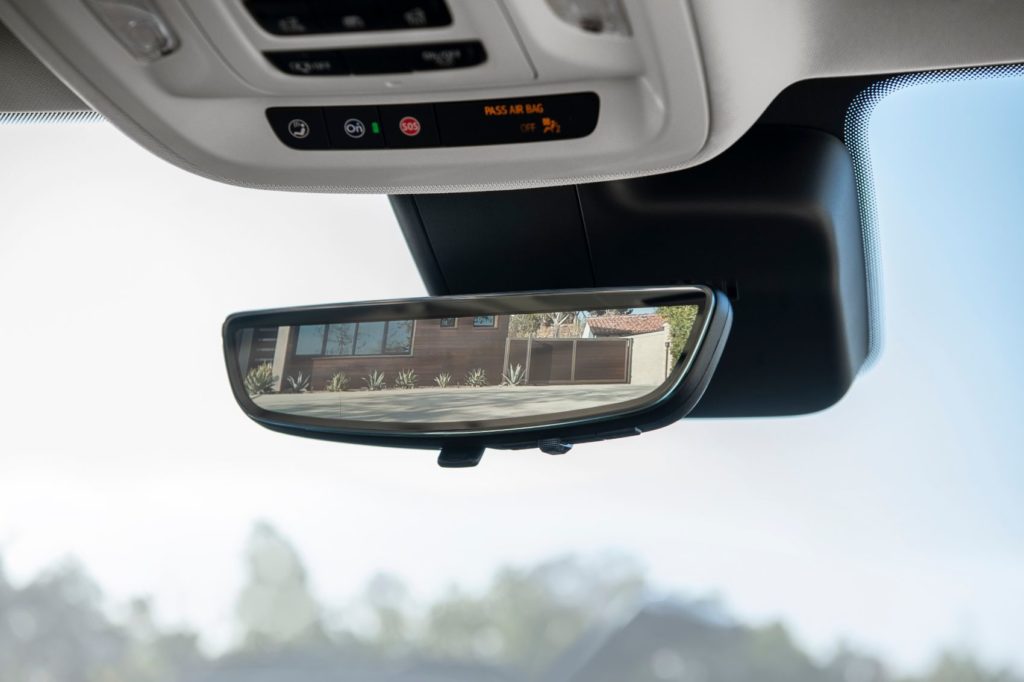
(345, 47), (417, 76)
(435, 93), (600, 146)
(339, 0), (452, 31)
(346, 41), (487, 75)
(324, 106), (386, 149)
(266, 107), (331, 149)
(266, 42), (486, 77)
(245, 0), (452, 36)
(407, 41), (487, 71)
(379, 104), (440, 148)
(265, 50), (348, 76)
(245, 1), (331, 36)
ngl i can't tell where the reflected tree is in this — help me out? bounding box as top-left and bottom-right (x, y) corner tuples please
(658, 305), (698, 362)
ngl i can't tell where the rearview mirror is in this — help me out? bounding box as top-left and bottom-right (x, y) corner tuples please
(223, 287), (731, 466)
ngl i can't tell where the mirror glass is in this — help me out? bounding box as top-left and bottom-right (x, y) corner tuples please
(232, 303), (702, 431)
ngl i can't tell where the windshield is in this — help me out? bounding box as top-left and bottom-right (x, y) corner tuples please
(1, 75), (1022, 682)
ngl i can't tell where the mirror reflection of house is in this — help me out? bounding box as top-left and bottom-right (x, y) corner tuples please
(581, 313), (670, 384)
(235, 311), (671, 392)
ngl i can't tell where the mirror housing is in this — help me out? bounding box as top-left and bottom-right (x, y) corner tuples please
(223, 287), (731, 465)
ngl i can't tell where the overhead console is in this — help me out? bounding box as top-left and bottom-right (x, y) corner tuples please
(0, 0), (709, 192)
(7, 0), (1024, 192)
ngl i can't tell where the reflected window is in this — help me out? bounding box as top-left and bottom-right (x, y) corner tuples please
(354, 321), (387, 355)
(295, 321), (413, 356)
(473, 315), (496, 328)
(295, 325), (326, 355)
(325, 323), (356, 356)
(385, 320), (414, 354)
(439, 317), (457, 328)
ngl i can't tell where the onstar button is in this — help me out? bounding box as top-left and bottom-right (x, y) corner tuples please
(380, 104), (439, 148)
(324, 106), (385, 149)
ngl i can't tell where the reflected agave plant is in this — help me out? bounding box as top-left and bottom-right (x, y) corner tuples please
(395, 368), (418, 389)
(363, 370), (387, 391)
(325, 371), (350, 392)
(502, 363), (526, 386)
(464, 368), (488, 387)
(285, 372), (310, 393)
(244, 363), (277, 397)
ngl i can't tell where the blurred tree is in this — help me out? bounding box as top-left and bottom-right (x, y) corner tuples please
(827, 645), (891, 682)
(234, 521), (329, 651)
(0, 557), (128, 681)
(3, 530), (1022, 682)
(0, 555), (203, 682)
(120, 597), (206, 681)
(420, 555), (646, 680)
(902, 651), (1023, 682)
(350, 572), (415, 657)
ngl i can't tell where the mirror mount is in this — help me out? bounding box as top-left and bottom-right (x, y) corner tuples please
(538, 439), (573, 456)
(437, 445), (486, 468)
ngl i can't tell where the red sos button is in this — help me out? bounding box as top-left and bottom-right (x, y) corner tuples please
(399, 116), (422, 137)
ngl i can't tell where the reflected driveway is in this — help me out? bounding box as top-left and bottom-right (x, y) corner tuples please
(253, 384), (658, 423)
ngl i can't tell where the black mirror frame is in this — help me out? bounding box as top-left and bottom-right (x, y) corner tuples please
(223, 286), (732, 454)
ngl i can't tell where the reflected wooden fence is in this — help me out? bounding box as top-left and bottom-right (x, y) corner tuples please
(504, 337), (632, 385)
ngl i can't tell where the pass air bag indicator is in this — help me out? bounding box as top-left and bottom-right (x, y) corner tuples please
(436, 93), (599, 146)
(482, 102), (547, 116)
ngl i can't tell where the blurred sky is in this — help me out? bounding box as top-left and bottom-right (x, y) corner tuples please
(1, 74), (1022, 674)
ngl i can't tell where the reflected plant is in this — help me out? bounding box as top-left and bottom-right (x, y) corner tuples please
(395, 368), (418, 389)
(363, 370), (387, 391)
(433, 372), (453, 388)
(465, 368), (488, 387)
(244, 363), (277, 397)
(325, 371), (350, 392)
(502, 363), (526, 386)
(285, 372), (311, 393)
(657, 304), (698, 364)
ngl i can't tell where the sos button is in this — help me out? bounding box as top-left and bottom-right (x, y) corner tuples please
(380, 104), (440, 148)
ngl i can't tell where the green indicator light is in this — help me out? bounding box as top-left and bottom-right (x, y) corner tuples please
(371, 122), (380, 134)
